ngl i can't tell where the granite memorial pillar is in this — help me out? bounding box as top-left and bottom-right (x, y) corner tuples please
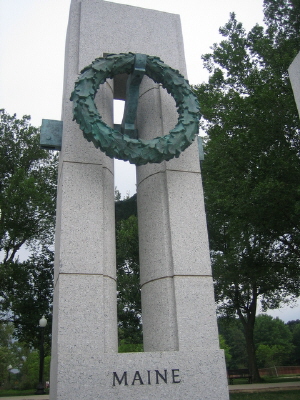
(50, 1), (229, 399)
(289, 51), (300, 117)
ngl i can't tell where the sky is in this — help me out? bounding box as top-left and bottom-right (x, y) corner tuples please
(0, 0), (266, 195)
(0, 0), (299, 322)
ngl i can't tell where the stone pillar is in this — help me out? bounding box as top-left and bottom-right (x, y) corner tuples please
(50, 1), (229, 399)
(137, 79), (220, 354)
(289, 51), (300, 117)
(50, 2), (117, 398)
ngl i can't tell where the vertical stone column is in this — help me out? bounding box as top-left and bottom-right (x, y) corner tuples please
(50, 1), (117, 399)
(289, 51), (300, 117)
(136, 79), (219, 353)
(135, 78), (179, 352)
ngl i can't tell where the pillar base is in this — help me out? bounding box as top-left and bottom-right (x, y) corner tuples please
(51, 349), (229, 400)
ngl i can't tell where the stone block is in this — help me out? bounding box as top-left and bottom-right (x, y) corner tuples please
(141, 276), (219, 353)
(53, 349), (228, 400)
(141, 277), (178, 352)
(79, 1), (186, 74)
(166, 170), (211, 276)
(61, 83), (115, 167)
(50, 273), (118, 399)
(54, 161), (115, 277)
(137, 170), (211, 285)
(173, 276), (219, 351)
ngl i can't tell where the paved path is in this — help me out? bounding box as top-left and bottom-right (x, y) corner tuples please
(1, 382), (299, 399)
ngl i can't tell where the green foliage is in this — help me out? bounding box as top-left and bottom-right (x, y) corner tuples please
(118, 340), (143, 353)
(0, 323), (21, 387)
(0, 110), (58, 262)
(218, 317), (248, 369)
(0, 389), (41, 397)
(0, 324), (43, 390)
(194, 0), (300, 382)
(219, 334), (232, 365)
(255, 315), (292, 346)
(19, 350), (50, 390)
(287, 320), (300, 365)
(0, 343), (50, 390)
(115, 193), (137, 221)
(291, 324), (300, 364)
(115, 195), (142, 346)
(219, 315), (300, 370)
(256, 344), (287, 368)
(1, 252), (53, 350)
(254, 315), (295, 367)
(0, 110), (57, 348)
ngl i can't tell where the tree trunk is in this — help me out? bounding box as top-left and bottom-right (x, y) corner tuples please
(236, 285), (262, 383)
(243, 324), (262, 383)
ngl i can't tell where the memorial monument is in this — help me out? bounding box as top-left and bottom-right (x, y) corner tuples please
(289, 51), (300, 118)
(49, 1), (229, 399)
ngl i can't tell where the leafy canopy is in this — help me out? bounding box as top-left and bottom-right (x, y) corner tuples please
(193, 0), (300, 381)
(0, 110), (57, 349)
(115, 193), (142, 347)
(0, 110), (58, 262)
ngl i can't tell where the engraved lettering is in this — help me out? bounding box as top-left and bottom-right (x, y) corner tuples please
(112, 368), (181, 386)
(155, 369), (167, 384)
(131, 370), (144, 385)
(147, 370), (151, 385)
(172, 369), (181, 383)
(113, 371), (128, 386)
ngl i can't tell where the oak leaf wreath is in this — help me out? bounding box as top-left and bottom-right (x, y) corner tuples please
(71, 53), (200, 165)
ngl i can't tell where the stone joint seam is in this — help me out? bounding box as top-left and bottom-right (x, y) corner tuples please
(106, 80), (113, 94)
(63, 160), (107, 166)
(140, 274), (212, 289)
(55, 272), (116, 282)
(139, 85), (160, 99)
(62, 160), (114, 175)
(137, 169), (201, 189)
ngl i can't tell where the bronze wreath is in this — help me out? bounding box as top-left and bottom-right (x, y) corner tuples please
(70, 53), (200, 165)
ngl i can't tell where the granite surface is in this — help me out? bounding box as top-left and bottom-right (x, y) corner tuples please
(53, 349), (229, 400)
(51, 1), (229, 399)
(289, 51), (300, 117)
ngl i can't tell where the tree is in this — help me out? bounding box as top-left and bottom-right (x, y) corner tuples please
(194, 1), (300, 382)
(0, 322), (51, 390)
(286, 320), (300, 365)
(115, 193), (137, 221)
(0, 323), (23, 387)
(19, 350), (51, 390)
(218, 317), (248, 369)
(219, 334), (232, 366)
(254, 315), (294, 367)
(115, 194), (142, 347)
(0, 110), (57, 348)
(1, 251), (53, 350)
(0, 110), (57, 262)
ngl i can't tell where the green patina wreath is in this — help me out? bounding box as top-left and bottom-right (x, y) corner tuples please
(70, 53), (200, 165)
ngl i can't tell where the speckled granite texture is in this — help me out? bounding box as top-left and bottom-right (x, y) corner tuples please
(289, 51), (300, 117)
(50, 1), (229, 399)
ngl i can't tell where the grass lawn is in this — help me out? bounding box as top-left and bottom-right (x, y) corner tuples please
(230, 390), (300, 400)
(229, 375), (300, 385)
(0, 389), (49, 397)
(263, 375), (300, 384)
